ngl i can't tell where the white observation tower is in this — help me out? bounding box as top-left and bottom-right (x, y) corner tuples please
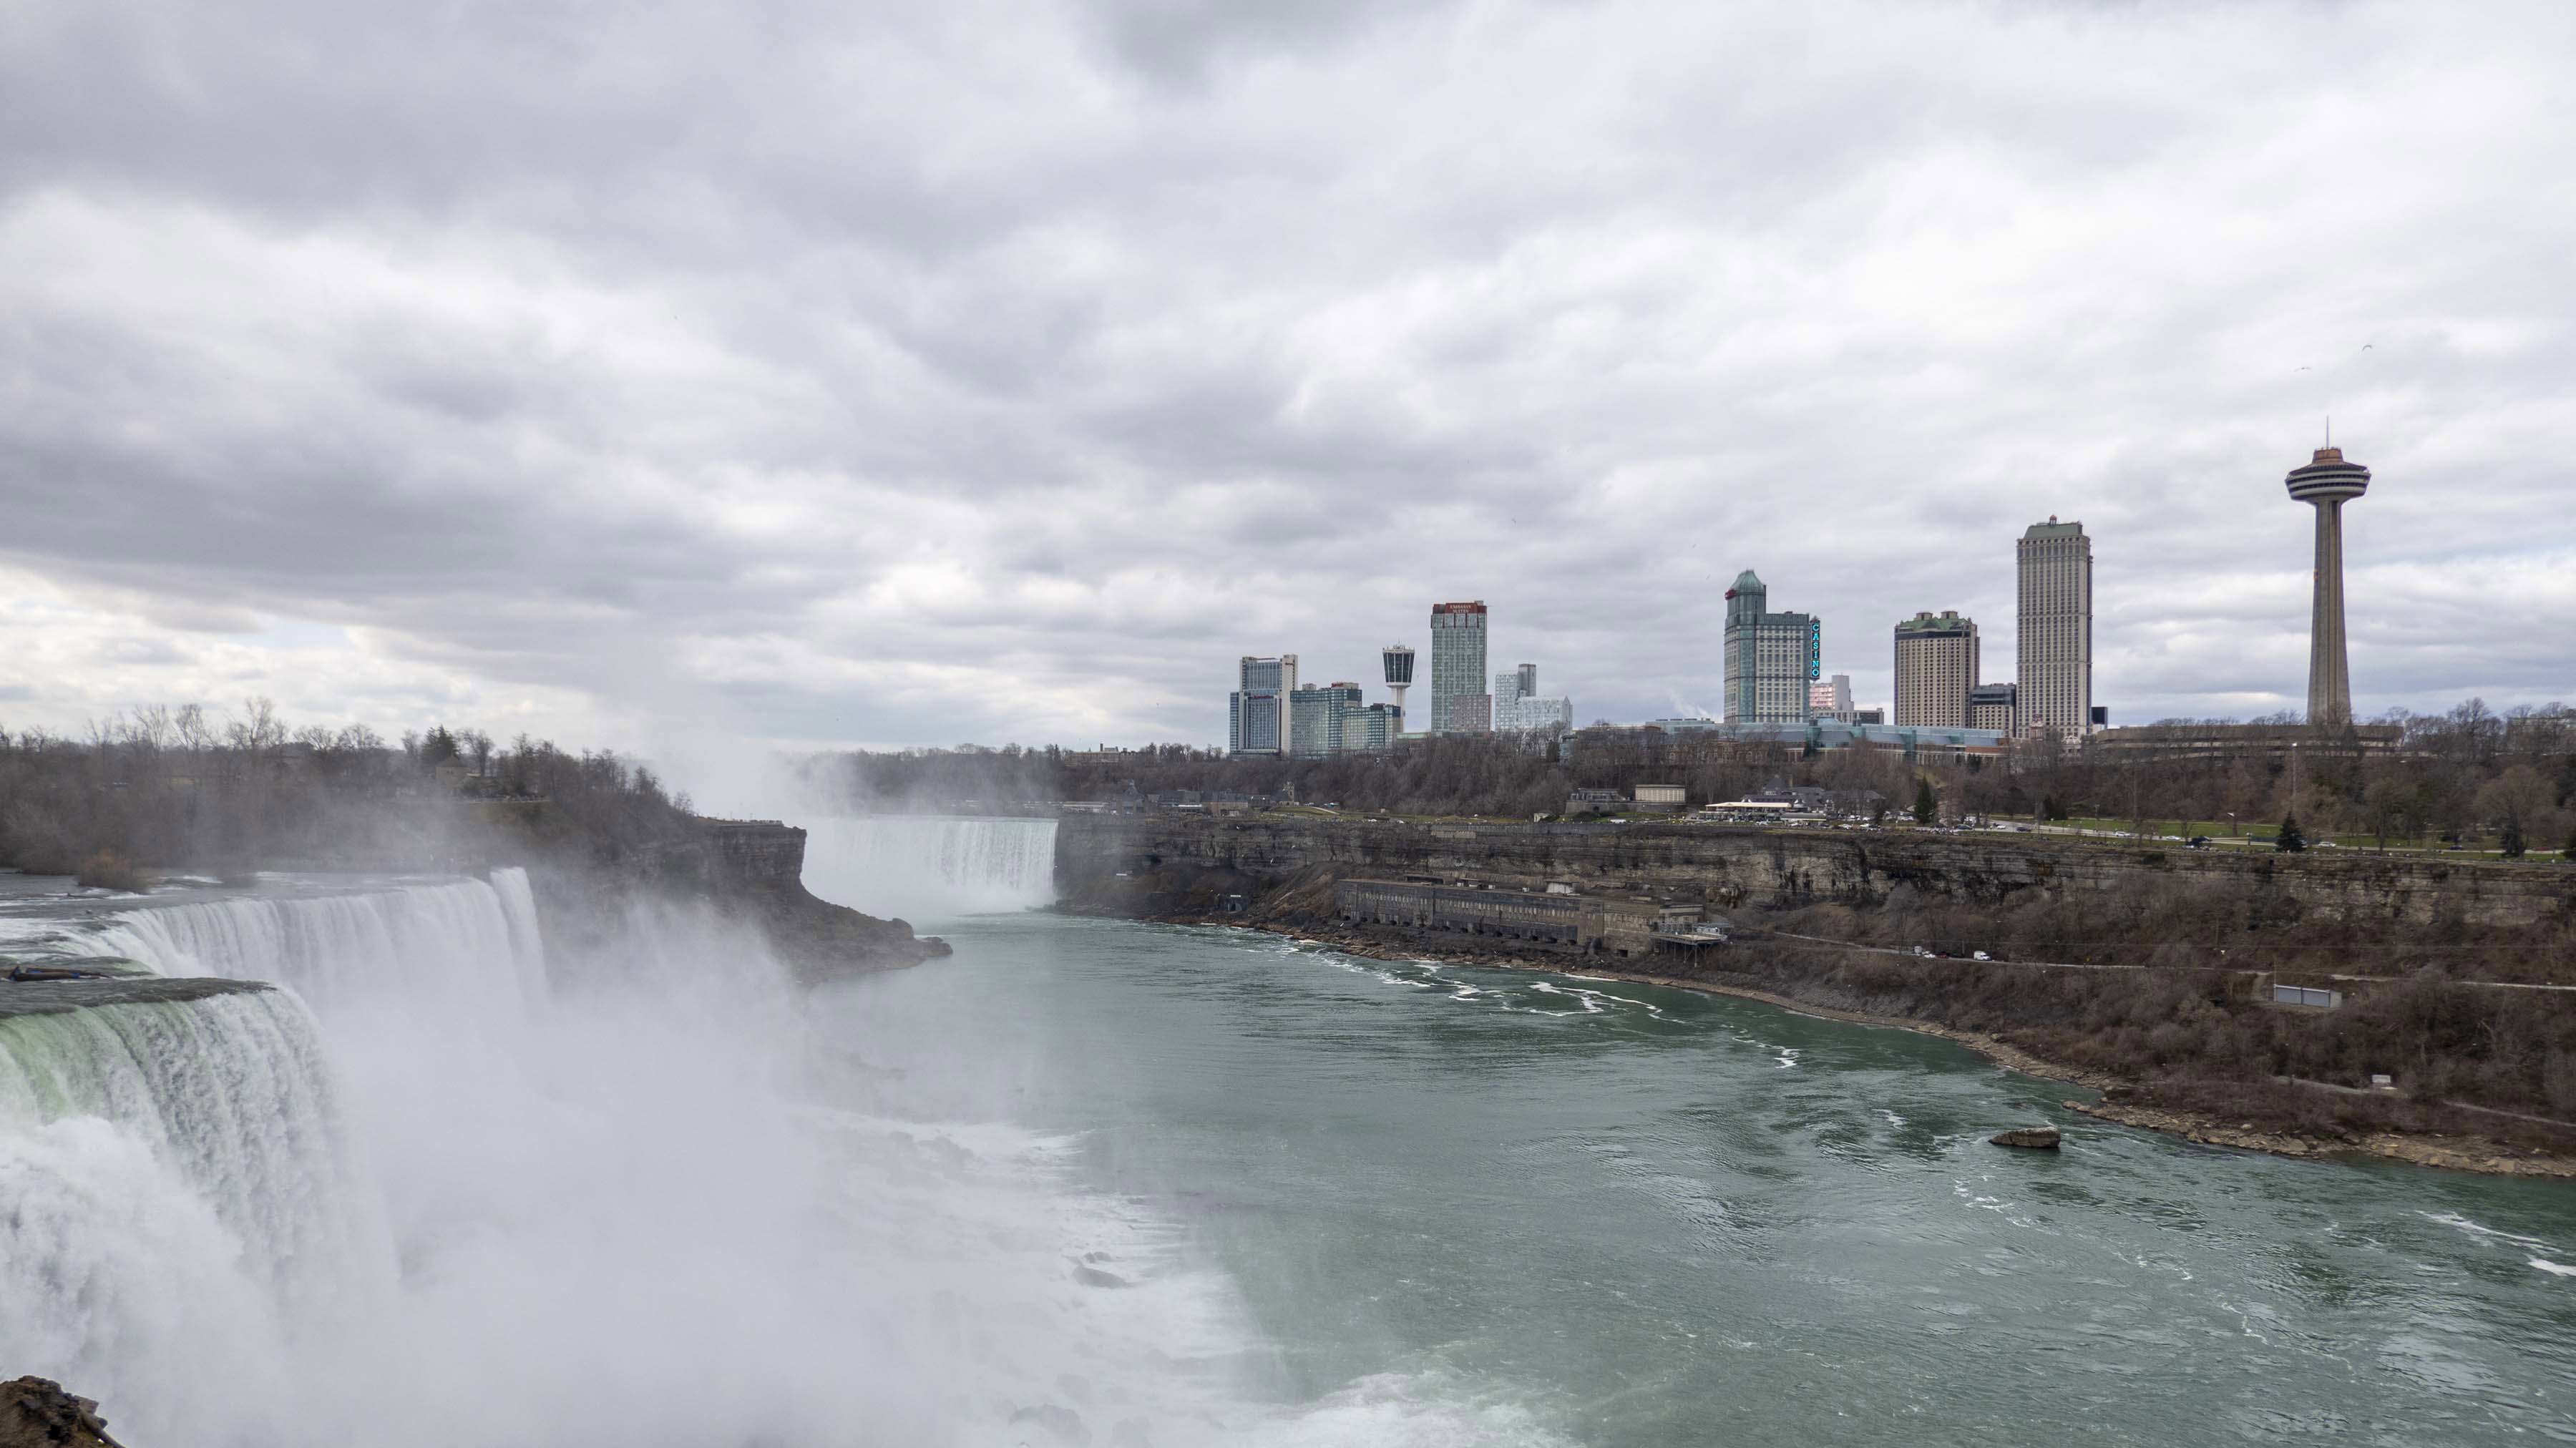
(1382, 645), (1415, 729)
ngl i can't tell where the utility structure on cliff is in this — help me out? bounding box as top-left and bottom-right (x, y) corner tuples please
(1381, 644), (1414, 729)
(2285, 443), (2369, 729)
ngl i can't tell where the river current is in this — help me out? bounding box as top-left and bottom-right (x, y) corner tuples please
(823, 906), (2576, 1446)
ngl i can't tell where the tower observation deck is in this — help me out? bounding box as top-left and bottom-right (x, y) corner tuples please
(1382, 645), (1415, 728)
(2285, 445), (2369, 728)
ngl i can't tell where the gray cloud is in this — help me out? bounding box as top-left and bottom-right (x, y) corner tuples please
(1, 0), (2570, 754)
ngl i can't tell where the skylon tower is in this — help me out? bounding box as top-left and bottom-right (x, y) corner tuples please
(2284, 444), (2370, 728)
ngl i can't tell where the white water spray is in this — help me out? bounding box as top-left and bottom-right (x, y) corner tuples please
(801, 816), (1059, 917)
(5, 860), (1461, 1446)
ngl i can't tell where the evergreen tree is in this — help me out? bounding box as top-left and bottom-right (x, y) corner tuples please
(2276, 813), (2306, 853)
(2501, 819), (2526, 858)
(1913, 779), (1938, 826)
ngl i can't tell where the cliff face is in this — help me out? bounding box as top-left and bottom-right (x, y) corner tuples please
(1058, 814), (2576, 933)
(527, 816), (948, 980)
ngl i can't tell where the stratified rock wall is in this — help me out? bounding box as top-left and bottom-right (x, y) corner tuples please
(1057, 815), (2575, 929)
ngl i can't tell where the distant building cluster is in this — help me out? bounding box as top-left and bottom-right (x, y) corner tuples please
(1226, 600), (1576, 756)
(1221, 444), (2372, 753)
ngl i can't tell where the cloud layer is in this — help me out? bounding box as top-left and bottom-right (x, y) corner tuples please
(3, 0), (2570, 751)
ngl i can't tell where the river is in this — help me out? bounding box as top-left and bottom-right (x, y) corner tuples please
(1, 819), (2570, 1444)
(807, 818), (2576, 1447)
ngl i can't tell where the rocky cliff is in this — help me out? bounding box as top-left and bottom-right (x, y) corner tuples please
(527, 816), (949, 981)
(1058, 813), (2575, 934)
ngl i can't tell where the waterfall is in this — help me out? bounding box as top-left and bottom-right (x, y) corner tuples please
(91, 869), (550, 1009)
(0, 858), (1348, 1446)
(0, 988), (392, 1423)
(801, 816), (1059, 917)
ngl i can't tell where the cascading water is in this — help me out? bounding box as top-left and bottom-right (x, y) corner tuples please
(93, 871), (550, 1009)
(0, 859), (1365, 1447)
(801, 816), (1059, 917)
(0, 986), (392, 1429)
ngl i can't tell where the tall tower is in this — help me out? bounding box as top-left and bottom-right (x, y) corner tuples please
(1428, 602), (1488, 733)
(2285, 445), (2369, 728)
(2016, 519), (2092, 743)
(1381, 645), (1415, 728)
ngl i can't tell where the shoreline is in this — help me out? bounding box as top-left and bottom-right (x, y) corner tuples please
(1119, 910), (2576, 1181)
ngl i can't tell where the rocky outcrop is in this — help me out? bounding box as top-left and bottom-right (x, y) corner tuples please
(0, 1378), (124, 1448)
(527, 816), (949, 982)
(0, 976), (271, 1019)
(1989, 1126), (2062, 1150)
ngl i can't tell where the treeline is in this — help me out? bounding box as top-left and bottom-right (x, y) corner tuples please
(809, 698), (2576, 847)
(807, 733), (1916, 818)
(1954, 699), (2576, 853)
(0, 700), (693, 881)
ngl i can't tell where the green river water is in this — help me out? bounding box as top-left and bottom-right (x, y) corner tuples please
(828, 911), (2576, 1447)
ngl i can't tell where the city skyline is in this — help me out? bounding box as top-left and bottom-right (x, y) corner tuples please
(4, 4), (2570, 756)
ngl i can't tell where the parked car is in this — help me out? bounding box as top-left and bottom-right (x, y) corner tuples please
(2188, 836), (2210, 849)
(1971, 951), (1992, 962)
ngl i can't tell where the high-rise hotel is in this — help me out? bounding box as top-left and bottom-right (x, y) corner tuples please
(1722, 571), (1821, 723)
(1893, 610), (1979, 728)
(1227, 654), (1297, 755)
(1428, 601), (1491, 733)
(2015, 518), (2092, 743)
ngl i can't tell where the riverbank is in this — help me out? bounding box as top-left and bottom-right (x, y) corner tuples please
(1111, 909), (2576, 1180)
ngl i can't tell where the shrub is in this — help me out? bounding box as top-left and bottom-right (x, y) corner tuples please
(74, 851), (152, 893)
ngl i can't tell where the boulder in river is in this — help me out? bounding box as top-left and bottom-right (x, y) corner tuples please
(1990, 1125), (2062, 1150)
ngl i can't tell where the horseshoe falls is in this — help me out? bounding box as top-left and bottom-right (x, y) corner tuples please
(800, 816), (1059, 918)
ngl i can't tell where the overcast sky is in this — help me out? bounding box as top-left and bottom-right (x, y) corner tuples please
(4, 0), (2571, 759)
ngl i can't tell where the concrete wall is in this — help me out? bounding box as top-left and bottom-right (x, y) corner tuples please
(1332, 878), (1677, 957)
